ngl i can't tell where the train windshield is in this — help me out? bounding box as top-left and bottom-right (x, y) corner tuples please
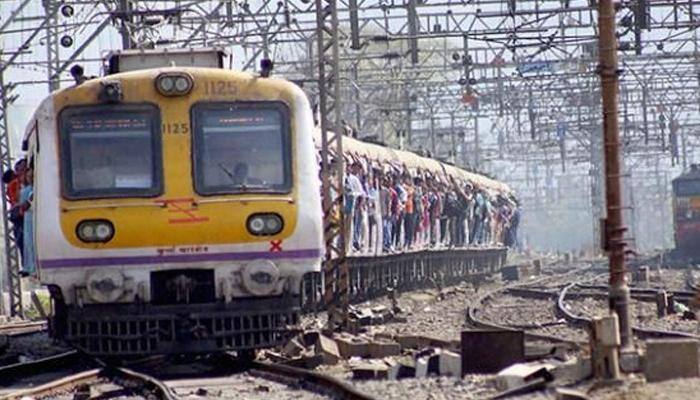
(192, 102), (292, 195)
(60, 105), (162, 199)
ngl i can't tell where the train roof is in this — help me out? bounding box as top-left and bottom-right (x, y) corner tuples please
(312, 128), (514, 198)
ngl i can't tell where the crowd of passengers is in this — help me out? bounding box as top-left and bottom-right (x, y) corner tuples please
(2, 158), (35, 277)
(335, 155), (520, 255)
(2, 151), (520, 277)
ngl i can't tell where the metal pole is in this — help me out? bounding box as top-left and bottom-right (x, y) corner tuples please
(429, 111), (436, 156)
(118, 0), (133, 49)
(404, 84), (412, 148)
(43, 0), (61, 92)
(474, 114), (480, 169)
(315, 0), (348, 330)
(598, 0), (633, 348)
(352, 63), (361, 132)
(0, 62), (22, 317)
(450, 112), (457, 164)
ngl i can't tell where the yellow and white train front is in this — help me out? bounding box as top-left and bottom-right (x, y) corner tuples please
(29, 67), (323, 356)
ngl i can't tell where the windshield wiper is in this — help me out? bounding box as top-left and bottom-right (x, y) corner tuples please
(217, 163), (261, 190)
(218, 163), (238, 185)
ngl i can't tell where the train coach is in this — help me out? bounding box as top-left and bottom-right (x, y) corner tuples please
(672, 164), (700, 260)
(22, 48), (323, 356)
(18, 48), (514, 357)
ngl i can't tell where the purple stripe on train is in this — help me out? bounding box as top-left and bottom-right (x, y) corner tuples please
(39, 248), (323, 268)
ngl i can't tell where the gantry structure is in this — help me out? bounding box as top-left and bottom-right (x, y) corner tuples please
(1, 0), (700, 315)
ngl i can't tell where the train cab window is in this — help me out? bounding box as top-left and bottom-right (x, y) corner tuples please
(59, 105), (162, 199)
(191, 102), (292, 195)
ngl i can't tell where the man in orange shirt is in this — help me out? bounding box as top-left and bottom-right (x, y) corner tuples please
(2, 170), (18, 205)
(6, 159), (27, 258)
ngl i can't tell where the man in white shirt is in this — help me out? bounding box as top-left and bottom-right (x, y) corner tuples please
(345, 162), (365, 252)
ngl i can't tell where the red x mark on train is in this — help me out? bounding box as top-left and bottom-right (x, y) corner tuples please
(269, 240), (283, 252)
(155, 198), (210, 224)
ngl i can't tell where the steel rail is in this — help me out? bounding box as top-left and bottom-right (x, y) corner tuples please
(249, 360), (376, 400)
(0, 350), (85, 386)
(510, 285), (695, 303)
(465, 267), (593, 347)
(0, 321), (47, 337)
(103, 366), (180, 400)
(0, 353), (178, 400)
(0, 369), (102, 400)
(556, 283), (700, 340)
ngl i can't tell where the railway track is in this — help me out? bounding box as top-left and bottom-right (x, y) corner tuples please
(0, 321), (47, 337)
(557, 282), (700, 340)
(466, 262), (700, 347)
(469, 265), (700, 347)
(466, 266), (594, 348)
(0, 352), (375, 400)
(0, 248), (509, 399)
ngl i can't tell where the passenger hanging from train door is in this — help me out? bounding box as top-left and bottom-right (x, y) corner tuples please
(438, 180), (450, 247)
(443, 183), (458, 248)
(19, 165), (35, 277)
(4, 159), (27, 260)
(505, 198), (521, 250)
(392, 174), (406, 250)
(427, 177), (441, 248)
(379, 172), (392, 253)
(367, 166), (382, 255)
(412, 175), (423, 248)
(451, 177), (472, 247)
(402, 174), (415, 249)
(470, 187), (485, 245)
(345, 161), (365, 253)
(483, 193), (494, 245)
(421, 176), (434, 247)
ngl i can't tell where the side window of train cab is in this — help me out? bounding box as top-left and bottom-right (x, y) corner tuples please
(59, 104), (163, 199)
(191, 101), (292, 195)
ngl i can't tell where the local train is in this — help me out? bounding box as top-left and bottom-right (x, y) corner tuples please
(21, 48), (513, 357)
(672, 164), (700, 260)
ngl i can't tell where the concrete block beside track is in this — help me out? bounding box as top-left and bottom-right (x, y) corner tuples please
(644, 339), (700, 382)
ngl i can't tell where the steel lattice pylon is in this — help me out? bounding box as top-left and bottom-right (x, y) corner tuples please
(315, 0), (348, 329)
(0, 64), (23, 317)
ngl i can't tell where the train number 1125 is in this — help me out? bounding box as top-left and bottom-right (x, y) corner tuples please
(204, 80), (237, 96)
(162, 122), (189, 134)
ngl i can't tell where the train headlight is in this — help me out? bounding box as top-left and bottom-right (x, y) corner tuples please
(86, 269), (125, 303)
(77, 220), (114, 243)
(241, 260), (280, 296)
(174, 76), (190, 92)
(156, 72), (193, 96)
(159, 76), (175, 92)
(246, 213), (284, 236)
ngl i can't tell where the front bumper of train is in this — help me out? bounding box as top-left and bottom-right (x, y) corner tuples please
(50, 295), (300, 357)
